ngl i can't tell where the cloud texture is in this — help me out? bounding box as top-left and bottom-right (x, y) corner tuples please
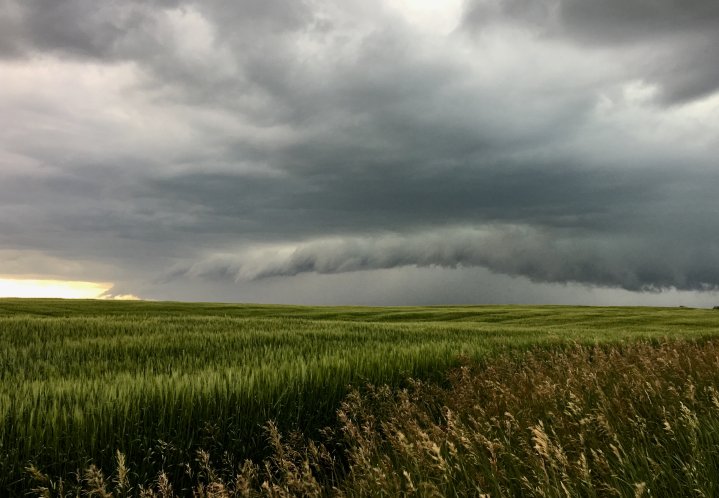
(1, 0), (718, 304)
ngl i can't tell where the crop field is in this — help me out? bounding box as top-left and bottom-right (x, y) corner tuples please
(2, 299), (719, 496)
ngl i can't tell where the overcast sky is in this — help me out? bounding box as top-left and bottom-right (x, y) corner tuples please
(1, 0), (718, 305)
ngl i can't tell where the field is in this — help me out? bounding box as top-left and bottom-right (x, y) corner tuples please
(2, 299), (719, 496)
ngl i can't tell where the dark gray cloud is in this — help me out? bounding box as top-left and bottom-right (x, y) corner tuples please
(462, 0), (719, 103)
(0, 0), (165, 59)
(174, 225), (719, 292)
(1, 0), (718, 304)
(464, 0), (719, 41)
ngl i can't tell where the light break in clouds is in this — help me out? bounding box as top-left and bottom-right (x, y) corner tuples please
(1, 0), (719, 305)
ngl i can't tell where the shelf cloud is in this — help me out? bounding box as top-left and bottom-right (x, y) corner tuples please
(175, 225), (719, 292)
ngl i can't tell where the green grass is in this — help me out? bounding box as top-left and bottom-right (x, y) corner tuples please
(1, 298), (719, 494)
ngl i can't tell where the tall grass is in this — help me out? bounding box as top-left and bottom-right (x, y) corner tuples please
(329, 339), (719, 497)
(29, 339), (719, 497)
(2, 299), (719, 494)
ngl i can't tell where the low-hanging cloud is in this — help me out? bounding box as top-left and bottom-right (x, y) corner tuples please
(177, 226), (719, 292)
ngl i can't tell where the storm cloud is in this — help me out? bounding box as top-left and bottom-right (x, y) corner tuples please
(175, 224), (719, 292)
(1, 0), (718, 304)
(463, 0), (719, 103)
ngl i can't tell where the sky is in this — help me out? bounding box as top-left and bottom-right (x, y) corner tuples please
(1, 0), (718, 305)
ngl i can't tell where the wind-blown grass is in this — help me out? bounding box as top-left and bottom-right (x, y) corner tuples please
(326, 339), (719, 497)
(29, 339), (719, 497)
(2, 299), (719, 494)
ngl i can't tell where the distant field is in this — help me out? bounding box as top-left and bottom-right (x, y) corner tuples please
(2, 298), (719, 494)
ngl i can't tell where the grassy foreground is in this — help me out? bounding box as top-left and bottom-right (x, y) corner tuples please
(2, 299), (719, 495)
(57, 339), (719, 497)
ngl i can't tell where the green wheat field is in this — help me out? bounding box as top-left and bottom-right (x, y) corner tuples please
(3, 299), (719, 496)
